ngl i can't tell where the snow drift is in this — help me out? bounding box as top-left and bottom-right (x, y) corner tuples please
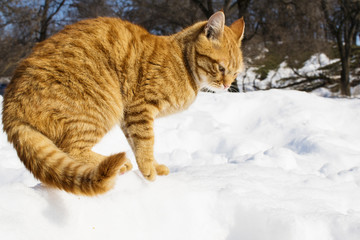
(1, 90), (360, 240)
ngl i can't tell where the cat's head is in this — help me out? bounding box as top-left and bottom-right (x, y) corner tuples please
(194, 11), (245, 92)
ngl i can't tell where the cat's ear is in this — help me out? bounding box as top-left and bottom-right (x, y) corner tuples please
(230, 17), (245, 43)
(205, 11), (225, 41)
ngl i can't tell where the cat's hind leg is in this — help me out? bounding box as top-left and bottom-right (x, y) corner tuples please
(57, 125), (131, 174)
(69, 148), (132, 175)
(119, 158), (133, 174)
(67, 149), (106, 166)
(66, 147), (133, 175)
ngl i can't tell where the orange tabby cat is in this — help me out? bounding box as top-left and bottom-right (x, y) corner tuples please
(2, 11), (245, 195)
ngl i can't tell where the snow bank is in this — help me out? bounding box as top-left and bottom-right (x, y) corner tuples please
(239, 54), (341, 96)
(1, 90), (360, 240)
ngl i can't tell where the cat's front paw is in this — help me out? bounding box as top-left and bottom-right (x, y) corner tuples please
(155, 164), (169, 176)
(139, 161), (157, 181)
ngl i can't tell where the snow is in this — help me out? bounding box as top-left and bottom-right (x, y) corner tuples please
(239, 54), (343, 95)
(1, 90), (360, 240)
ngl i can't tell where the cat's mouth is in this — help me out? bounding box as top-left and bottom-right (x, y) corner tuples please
(201, 83), (229, 93)
(199, 75), (229, 93)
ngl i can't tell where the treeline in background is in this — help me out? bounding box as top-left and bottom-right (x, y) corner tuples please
(0, 0), (359, 96)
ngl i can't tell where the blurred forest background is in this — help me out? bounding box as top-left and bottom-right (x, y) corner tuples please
(0, 0), (359, 96)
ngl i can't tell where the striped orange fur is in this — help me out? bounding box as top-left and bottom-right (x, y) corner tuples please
(2, 11), (245, 195)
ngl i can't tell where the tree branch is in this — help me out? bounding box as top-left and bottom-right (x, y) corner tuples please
(45, 0), (66, 27)
(190, 0), (212, 18)
(207, 0), (214, 15)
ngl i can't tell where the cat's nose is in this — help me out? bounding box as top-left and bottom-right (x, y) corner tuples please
(223, 84), (230, 89)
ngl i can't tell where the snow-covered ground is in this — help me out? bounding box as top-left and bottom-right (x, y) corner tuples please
(239, 53), (355, 97)
(1, 90), (360, 240)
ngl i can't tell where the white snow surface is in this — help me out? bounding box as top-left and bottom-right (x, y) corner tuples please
(1, 90), (360, 240)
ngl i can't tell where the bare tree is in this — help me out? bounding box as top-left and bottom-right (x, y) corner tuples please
(71, 0), (114, 19)
(0, 1), (38, 76)
(190, 0), (250, 20)
(0, 0), (67, 77)
(120, 0), (204, 35)
(321, 0), (360, 96)
(38, 0), (66, 42)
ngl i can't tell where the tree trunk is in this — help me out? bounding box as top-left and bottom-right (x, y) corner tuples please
(38, 0), (50, 42)
(337, 19), (353, 97)
(236, 0), (251, 18)
(340, 56), (351, 96)
(38, 0), (66, 42)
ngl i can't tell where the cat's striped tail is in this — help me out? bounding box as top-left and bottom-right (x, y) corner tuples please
(6, 122), (126, 196)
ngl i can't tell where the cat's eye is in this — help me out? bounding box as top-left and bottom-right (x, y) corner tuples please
(218, 65), (225, 74)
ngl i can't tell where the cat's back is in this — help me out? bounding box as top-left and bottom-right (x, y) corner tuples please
(2, 17), (148, 136)
(32, 17), (146, 59)
(7, 17), (146, 90)
(4, 17), (148, 104)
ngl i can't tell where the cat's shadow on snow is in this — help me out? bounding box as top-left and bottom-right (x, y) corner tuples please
(32, 184), (69, 226)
